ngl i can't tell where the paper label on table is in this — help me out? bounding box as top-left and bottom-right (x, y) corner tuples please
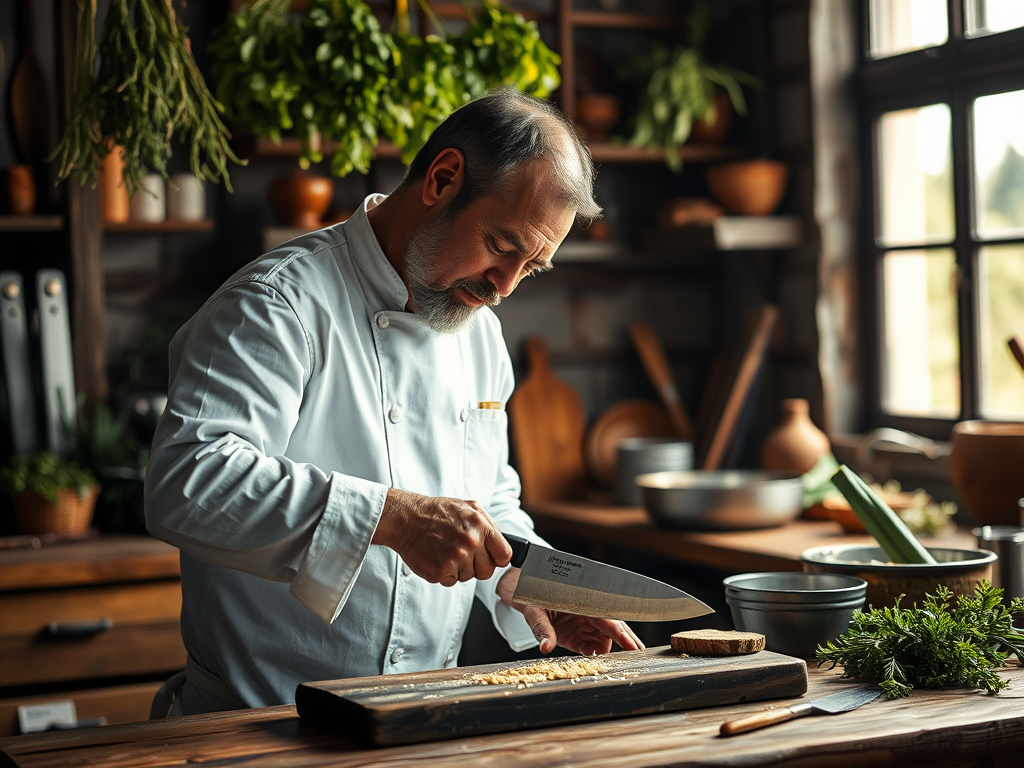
(18, 700), (77, 733)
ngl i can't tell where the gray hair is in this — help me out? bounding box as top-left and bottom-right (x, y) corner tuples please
(402, 88), (602, 226)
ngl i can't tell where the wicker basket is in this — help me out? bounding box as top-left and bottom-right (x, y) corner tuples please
(14, 486), (100, 536)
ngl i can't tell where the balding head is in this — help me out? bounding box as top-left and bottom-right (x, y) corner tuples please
(401, 89), (602, 226)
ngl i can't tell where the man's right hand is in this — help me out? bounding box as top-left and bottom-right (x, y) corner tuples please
(372, 488), (513, 586)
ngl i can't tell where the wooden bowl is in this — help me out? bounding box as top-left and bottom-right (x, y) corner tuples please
(705, 160), (788, 216)
(949, 420), (1024, 525)
(821, 492), (920, 534)
(584, 400), (675, 490)
(801, 545), (995, 608)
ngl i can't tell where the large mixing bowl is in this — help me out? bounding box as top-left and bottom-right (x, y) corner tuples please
(801, 545), (996, 608)
(636, 470), (804, 531)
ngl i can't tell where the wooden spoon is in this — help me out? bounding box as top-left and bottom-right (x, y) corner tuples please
(629, 323), (694, 441)
(9, 0), (53, 165)
(1007, 336), (1024, 378)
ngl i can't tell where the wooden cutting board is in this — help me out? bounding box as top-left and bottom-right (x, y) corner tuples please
(295, 646), (807, 746)
(508, 336), (589, 504)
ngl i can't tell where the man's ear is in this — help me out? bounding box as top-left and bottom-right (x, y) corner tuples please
(421, 148), (465, 208)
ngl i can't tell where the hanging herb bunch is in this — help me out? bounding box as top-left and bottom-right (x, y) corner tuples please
(210, 0), (561, 176)
(55, 0), (243, 197)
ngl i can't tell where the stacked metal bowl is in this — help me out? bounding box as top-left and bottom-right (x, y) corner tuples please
(616, 438), (693, 505)
(723, 572), (868, 657)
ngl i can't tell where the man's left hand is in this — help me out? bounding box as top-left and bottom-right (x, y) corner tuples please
(496, 569), (645, 656)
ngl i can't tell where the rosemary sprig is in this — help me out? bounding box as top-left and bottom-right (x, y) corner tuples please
(816, 581), (1024, 698)
(55, 0), (244, 198)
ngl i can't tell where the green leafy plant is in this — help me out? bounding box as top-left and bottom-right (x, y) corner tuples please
(816, 582), (1024, 698)
(55, 0), (243, 197)
(0, 453), (97, 504)
(209, 0), (561, 175)
(625, 0), (759, 171)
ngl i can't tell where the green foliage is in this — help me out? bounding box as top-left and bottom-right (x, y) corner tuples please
(210, 0), (561, 176)
(55, 0), (244, 197)
(0, 453), (97, 504)
(816, 582), (1024, 698)
(64, 398), (148, 476)
(624, 1), (758, 171)
(453, 2), (561, 101)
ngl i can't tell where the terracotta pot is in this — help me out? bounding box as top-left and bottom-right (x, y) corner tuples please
(706, 160), (789, 216)
(3, 164), (36, 215)
(576, 94), (621, 143)
(760, 398), (830, 475)
(949, 420), (1024, 525)
(14, 486), (99, 536)
(689, 91), (733, 145)
(99, 146), (130, 223)
(268, 171), (334, 229)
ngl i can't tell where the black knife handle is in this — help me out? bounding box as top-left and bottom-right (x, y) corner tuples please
(503, 534), (530, 568)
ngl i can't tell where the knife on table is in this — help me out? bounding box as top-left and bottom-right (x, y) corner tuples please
(503, 534), (713, 622)
(719, 686), (882, 736)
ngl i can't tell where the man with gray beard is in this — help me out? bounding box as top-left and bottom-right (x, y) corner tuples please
(145, 89), (642, 716)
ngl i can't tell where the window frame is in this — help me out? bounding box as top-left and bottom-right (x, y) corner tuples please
(859, 0), (1024, 439)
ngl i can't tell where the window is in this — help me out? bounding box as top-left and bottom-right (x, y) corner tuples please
(862, 0), (1024, 435)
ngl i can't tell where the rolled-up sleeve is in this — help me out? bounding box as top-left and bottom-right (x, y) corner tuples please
(145, 280), (388, 622)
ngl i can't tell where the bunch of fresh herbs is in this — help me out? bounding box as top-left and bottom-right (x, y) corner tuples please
(55, 0), (243, 197)
(0, 453), (97, 504)
(816, 582), (1024, 698)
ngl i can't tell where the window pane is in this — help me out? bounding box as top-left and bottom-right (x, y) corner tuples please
(974, 89), (1024, 238)
(877, 104), (954, 246)
(966, 0), (1024, 37)
(881, 248), (960, 417)
(869, 0), (948, 58)
(979, 245), (1024, 417)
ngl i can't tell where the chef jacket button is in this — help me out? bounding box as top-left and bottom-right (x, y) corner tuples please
(376, 313), (389, 329)
(401, 562), (412, 577)
(391, 648), (404, 664)
(460, 408), (469, 422)
(389, 407), (402, 424)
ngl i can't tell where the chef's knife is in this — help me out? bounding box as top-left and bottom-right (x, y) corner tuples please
(503, 534), (713, 621)
(719, 686), (882, 736)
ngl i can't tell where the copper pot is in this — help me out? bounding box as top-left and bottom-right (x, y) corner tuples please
(949, 420), (1024, 525)
(706, 160), (788, 216)
(268, 170), (334, 229)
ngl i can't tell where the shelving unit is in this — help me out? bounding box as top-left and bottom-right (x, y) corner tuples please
(103, 219), (213, 235)
(0, 215), (65, 232)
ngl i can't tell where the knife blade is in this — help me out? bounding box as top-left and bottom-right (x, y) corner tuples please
(503, 534), (714, 621)
(719, 686), (882, 736)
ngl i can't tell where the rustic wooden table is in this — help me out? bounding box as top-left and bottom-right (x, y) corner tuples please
(524, 501), (978, 573)
(1, 663), (1022, 767)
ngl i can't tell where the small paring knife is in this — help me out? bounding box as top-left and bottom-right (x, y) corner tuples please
(719, 686), (882, 736)
(503, 534), (713, 622)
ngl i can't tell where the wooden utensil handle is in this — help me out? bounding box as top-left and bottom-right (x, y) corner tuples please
(719, 704), (808, 736)
(1008, 336), (1024, 376)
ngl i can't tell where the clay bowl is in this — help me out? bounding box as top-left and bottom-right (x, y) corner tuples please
(949, 420), (1024, 526)
(705, 160), (788, 216)
(576, 94), (621, 143)
(268, 170), (334, 229)
(821, 491), (920, 534)
(801, 544), (995, 609)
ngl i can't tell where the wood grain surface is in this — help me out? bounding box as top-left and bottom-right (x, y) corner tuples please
(508, 337), (589, 505)
(0, 536), (180, 591)
(3, 665), (1024, 767)
(295, 647), (807, 746)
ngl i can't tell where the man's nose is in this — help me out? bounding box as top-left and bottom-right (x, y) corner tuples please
(485, 263), (520, 297)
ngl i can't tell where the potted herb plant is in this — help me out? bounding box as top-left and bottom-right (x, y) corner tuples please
(625, 0), (759, 171)
(1, 452), (99, 536)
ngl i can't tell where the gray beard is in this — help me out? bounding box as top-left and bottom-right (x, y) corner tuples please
(404, 216), (501, 334)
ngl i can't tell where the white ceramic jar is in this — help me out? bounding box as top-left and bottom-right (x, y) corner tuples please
(129, 174), (166, 223)
(167, 174), (205, 221)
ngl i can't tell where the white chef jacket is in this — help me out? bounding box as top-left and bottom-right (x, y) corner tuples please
(145, 193), (542, 713)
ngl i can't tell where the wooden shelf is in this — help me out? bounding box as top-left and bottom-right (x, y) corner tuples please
(234, 136), (402, 161)
(0, 215), (65, 232)
(569, 10), (686, 31)
(103, 219), (214, 234)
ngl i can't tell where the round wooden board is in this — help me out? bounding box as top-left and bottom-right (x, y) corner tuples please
(584, 399), (675, 490)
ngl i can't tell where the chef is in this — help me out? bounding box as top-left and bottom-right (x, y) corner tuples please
(145, 89), (643, 716)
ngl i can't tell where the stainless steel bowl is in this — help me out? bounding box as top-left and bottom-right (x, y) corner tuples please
(724, 572), (868, 604)
(636, 470), (804, 530)
(616, 438), (693, 506)
(726, 596), (864, 657)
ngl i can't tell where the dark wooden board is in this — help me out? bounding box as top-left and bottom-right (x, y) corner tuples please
(296, 646), (807, 746)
